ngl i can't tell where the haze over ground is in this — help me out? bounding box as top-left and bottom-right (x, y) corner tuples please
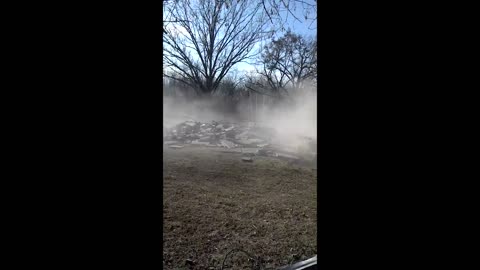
(163, 0), (317, 151)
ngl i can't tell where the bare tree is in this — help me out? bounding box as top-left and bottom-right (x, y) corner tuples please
(163, 0), (271, 97)
(164, 0), (317, 29)
(257, 31), (316, 94)
(260, 0), (317, 31)
(244, 72), (284, 99)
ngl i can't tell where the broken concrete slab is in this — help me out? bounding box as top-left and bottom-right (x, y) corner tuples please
(197, 136), (211, 142)
(164, 141), (181, 145)
(207, 144), (219, 147)
(220, 139), (235, 149)
(235, 131), (249, 139)
(276, 152), (299, 160)
(248, 138), (265, 144)
(215, 149), (241, 154)
(191, 140), (210, 146)
(256, 149), (268, 156)
(236, 138), (265, 146)
(239, 147), (260, 154)
(168, 145), (185, 149)
(226, 133), (236, 140)
(256, 149), (278, 157)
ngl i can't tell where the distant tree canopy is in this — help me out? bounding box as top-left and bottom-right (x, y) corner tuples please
(162, 0), (317, 101)
(246, 31), (316, 99)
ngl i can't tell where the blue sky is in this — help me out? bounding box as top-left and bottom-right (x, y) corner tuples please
(235, 2), (317, 73)
(164, 0), (317, 75)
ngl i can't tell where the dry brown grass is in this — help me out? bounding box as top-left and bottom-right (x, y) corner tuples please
(163, 146), (317, 269)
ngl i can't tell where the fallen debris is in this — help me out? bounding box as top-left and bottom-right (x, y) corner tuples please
(220, 139), (235, 149)
(236, 138), (265, 146)
(164, 119), (316, 161)
(168, 145), (185, 149)
(191, 140), (210, 146)
(164, 141), (181, 145)
(276, 152), (299, 160)
(256, 148), (277, 157)
(240, 147), (260, 154)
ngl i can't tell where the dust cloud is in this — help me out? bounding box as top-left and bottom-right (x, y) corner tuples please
(163, 83), (317, 154)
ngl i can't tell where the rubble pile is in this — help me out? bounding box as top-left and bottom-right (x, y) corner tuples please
(164, 120), (316, 162)
(164, 120), (274, 147)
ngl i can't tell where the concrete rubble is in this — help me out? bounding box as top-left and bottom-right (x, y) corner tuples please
(164, 120), (316, 162)
(168, 145), (185, 149)
(241, 157), (253, 162)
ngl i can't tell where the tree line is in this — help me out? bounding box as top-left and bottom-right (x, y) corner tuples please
(163, 0), (317, 103)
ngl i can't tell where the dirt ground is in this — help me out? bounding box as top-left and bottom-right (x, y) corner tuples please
(163, 145), (317, 269)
